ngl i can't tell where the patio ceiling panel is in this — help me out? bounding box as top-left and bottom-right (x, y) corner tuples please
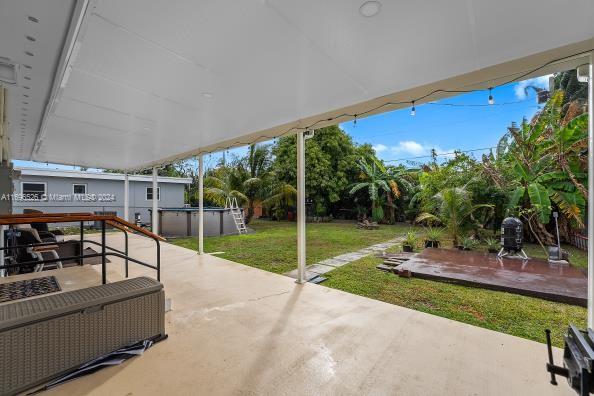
(61, 68), (200, 133)
(35, 0), (365, 169)
(1, 0), (592, 170)
(0, 0), (76, 162)
(470, 1), (594, 68)
(265, 0), (479, 100)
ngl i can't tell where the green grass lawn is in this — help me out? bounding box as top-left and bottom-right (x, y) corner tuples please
(171, 219), (412, 274)
(171, 220), (587, 346)
(323, 255), (586, 347)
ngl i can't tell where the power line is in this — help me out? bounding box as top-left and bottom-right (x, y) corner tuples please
(425, 100), (541, 108)
(384, 146), (497, 162)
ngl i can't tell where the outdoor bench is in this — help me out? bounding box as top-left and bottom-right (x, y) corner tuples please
(0, 276), (165, 395)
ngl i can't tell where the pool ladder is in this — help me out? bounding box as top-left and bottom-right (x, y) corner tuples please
(226, 197), (247, 235)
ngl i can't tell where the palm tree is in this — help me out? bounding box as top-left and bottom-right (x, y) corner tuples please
(262, 174), (297, 220)
(415, 187), (492, 245)
(385, 165), (414, 223)
(349, 157), (410, 223)
(349, 157), (391, 221)
(203, 167), (248, 207)
(242, 144), (271, 223)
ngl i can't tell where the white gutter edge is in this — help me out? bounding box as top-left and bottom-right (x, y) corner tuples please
(30, 0), (93, 160)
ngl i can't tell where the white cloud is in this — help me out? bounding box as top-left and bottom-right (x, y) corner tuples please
(372, 143), (387, 153)
(391, 141), (425, 156)
(514, 75), (551, 100)
(373, 140), (459, 161)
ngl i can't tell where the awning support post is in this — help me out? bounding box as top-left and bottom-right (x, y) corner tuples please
(0, 225), (5, 278)
(588, 52), (594, 328)
(124, 172), (129, 222)
(152, 167), (159, 235)
(198, 154), (204, 255)
(297, 131), (306, 284)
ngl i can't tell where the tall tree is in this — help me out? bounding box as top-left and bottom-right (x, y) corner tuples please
(273, 125), (373, 217)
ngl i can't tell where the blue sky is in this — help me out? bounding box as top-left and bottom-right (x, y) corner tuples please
(341, 75), (550, 165)
(14, 76), (550, 171)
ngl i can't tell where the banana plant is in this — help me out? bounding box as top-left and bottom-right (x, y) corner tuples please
(505, 92), (587, 228)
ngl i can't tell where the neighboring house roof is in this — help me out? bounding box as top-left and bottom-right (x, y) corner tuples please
(15, 167), (191, 184)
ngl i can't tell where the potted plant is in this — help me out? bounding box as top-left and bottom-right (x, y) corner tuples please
(402, 230), (418, 252)
(424, 227), (443, 248)
(484, 237), (499, 254)
(461, 236), (478, 251)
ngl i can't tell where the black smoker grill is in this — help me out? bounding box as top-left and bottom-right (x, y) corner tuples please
(546, 325), (594, 396)
(497, 217), (528, 259)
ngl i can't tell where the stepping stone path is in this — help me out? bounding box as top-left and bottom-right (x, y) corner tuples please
(284, 237), (404, 283)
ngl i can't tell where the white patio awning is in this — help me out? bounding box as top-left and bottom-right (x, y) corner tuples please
(1, 0), (593, 170)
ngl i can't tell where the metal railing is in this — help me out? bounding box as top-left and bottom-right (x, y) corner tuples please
(0, 213), (163, 283)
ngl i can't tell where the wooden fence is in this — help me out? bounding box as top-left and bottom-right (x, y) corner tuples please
(569, 232), (588, 251)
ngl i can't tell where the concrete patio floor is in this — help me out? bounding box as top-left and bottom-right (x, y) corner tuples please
(9, 233), (572, 395)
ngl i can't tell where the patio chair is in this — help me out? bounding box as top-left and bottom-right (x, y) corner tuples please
(14, 226), (62, 271)
(23, 209), (65, 242)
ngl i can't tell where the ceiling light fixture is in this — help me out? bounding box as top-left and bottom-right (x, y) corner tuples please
(410, 101), (416, 116)
(359, 1), (381, 17)
(488, 87), (494, 105)
(0, 59), (19, 85)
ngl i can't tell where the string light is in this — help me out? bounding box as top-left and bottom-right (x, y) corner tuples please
(128, 49), (592, 172)
(353, 114), (357, 127)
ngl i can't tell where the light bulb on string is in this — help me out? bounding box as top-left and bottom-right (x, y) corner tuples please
(488, 87), (494, 105)
(353, 114), (357, 127)
(410, 101), (416, 116)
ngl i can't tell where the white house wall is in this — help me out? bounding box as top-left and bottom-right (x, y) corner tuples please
(12, 175), (186, 224)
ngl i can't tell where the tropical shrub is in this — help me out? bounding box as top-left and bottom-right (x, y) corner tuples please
(415, 187), (493, 246)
